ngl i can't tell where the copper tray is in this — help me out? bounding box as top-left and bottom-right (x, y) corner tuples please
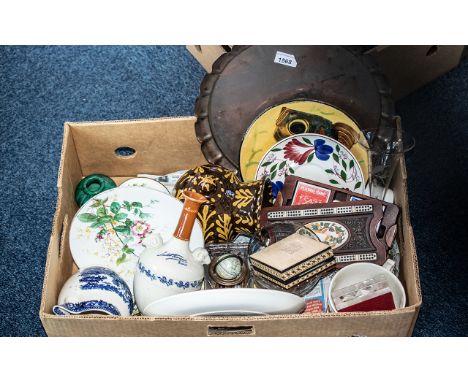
(195, 45), (395, 172)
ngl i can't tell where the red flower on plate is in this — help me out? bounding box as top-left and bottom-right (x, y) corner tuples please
(132, 221), (150, 237)
(283, 138), (315, 164)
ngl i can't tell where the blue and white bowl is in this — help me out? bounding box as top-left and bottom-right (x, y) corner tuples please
(53, 266), (134, 316)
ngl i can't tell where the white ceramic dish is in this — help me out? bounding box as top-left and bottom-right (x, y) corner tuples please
(142, 288), (306, 316)
(328, 262), (406, 312)
(137, 170), (188, 195)
(69, 187), (204, 293)
(119, 177), (170, 194)
(255, 133), (366, 195)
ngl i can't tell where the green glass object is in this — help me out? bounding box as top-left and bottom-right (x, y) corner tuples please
(75, 174), (117, 207)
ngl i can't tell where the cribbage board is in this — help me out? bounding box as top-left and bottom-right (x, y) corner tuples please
(276, 176), (399, 248)
(260, 199), (399, 268)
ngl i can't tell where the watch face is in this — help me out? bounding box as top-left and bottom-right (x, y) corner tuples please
(215, 255), (242, 280)
(208, 254), (249, 288)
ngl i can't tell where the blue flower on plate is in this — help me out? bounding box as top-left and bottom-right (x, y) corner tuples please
(271, 181), (284, 198)
(314, 139), (334, 161)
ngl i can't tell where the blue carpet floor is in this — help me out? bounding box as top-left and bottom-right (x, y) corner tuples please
(0, 46), (466, 336)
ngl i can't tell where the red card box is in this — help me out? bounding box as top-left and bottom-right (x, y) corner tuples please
(337, 292), (396, 312)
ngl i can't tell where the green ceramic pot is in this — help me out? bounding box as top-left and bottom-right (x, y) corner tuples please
(75, 174), (117, 207)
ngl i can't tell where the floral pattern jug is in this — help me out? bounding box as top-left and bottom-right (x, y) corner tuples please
(174, 164), (273, 243)
(133, 191), (211, 313)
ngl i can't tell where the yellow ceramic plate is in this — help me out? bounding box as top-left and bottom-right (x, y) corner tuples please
(240, 100), (369, 182)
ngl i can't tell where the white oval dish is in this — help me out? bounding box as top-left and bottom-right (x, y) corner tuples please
(69, 187), (205, 293)
(119, 177), (170, 194)
(142, 288), (306, 316)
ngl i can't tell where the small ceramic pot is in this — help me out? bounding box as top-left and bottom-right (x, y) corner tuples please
(328, 262), (406, 312)
(174, 164), (273, 243)
(75, 174), (117, 206)
(53, 266), (133, 316)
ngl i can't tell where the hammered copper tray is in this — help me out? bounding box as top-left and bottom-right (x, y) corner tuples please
(195, 45), (395, 172)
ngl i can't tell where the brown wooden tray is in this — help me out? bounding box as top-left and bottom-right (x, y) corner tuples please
(195, 45), (395, 172)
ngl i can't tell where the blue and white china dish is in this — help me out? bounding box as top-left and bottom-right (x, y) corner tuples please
(53, 266), (133, 316)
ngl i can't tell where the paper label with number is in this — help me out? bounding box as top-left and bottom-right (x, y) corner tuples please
(274, 51), (297, 68)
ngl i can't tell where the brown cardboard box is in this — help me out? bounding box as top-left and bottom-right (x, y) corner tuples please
(39, 117), (422, 336)
(186, 45), (465, 100)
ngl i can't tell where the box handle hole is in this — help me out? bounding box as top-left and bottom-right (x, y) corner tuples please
(195, 45), (202, 53)
(115, 146), (136, 158)
(207, 325), (255, 336)
(426, 45), (438, 57)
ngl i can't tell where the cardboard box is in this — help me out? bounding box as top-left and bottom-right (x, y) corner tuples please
(39, 117), (422, 336)
(366, 45), (465, 99)
(186, 45), (465, 100)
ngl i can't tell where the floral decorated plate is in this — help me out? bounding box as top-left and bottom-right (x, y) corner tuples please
(302, 221), (350, 250)
(240, 100), (370, 182)
(120, 177), (170, 195)
(255, 133), (366, 196)
(69, 187), (205, 293)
